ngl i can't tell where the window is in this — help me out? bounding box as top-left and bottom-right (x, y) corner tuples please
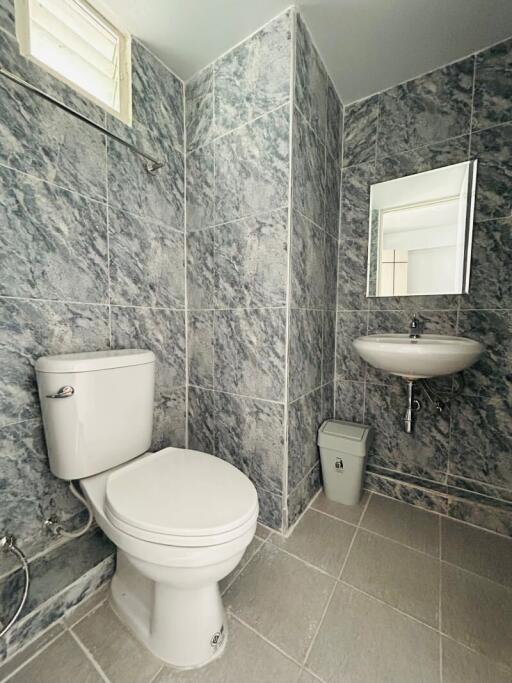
(15, 0), (132, 124)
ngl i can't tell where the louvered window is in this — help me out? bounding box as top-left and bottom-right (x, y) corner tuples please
(15, 0), (132, 124)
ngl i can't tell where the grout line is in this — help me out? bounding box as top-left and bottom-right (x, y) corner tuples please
(147, 666), (165, 683)
(229, 611), (303, 669)
(220, 537), (265, 596)
(68, 630), (111, 683)
(0, 623), (66, 683)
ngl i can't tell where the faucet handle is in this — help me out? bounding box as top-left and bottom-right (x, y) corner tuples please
(409, 314), (423, 338)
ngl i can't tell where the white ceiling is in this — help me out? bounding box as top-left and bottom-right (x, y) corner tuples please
(97, 0), (512, 103)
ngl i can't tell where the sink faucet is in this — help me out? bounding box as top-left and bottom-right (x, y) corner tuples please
(409, 315), (423, 339)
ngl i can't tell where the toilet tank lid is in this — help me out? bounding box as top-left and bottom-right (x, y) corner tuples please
(35, 349), (155, 373)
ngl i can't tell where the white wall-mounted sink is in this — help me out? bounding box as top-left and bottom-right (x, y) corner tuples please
(353, 334), (484, 380)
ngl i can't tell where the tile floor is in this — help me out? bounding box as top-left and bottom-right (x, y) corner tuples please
(1, 491), (512, 683)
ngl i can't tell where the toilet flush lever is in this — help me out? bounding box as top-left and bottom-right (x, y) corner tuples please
(46, 385), (74, 399)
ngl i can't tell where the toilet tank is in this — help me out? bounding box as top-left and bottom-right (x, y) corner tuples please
(35, 350), (155, 480)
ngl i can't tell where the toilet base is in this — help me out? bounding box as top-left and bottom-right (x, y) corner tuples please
(110, 552), (227, 669)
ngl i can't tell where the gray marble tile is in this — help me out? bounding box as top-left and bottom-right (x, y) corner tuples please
(0, 623), (64, 679)
(325, 148), (341, 238)
(188, 311), (214, 388)
(215, 11), (291, 136)
(288, 308), (323, 401)
(291, 212), (325, 309)
(186, 227), (215, 309)
(447, 497), (512, 538)
(0, 298), (109, 427)
(337, 237), (370, 310)
(336, 310), (368, 381)
(324, 232), (338, 308)
(215, 209), (288, 308)
(0, 0), (15, 36)
(0, 165), (108, 303)
(215, 391), (284, 493)
(446, 475), (512, 505)
(152, 386), (186, 451)
(369, 292), (460, 312)
(288, 387), (323, 491)
(321, 381), (335, 422)
(462, 217), (512, 309)
(471, 122), (512, 221)
(214, 307), (286, 401)
(287, 463), (322, 527)
(109, 208), (184, 308)
(110, 306), (186, 395)
(322, 310), (336, 385)
(307, 582), (440, 683)
(186, 144), (215, 231)
(442, 637), (512, 683)
(186, 65), (215, 151)
(335, 380), (365, 423)
(339, 160), (375, 240)
(256, 487), (283, 530)
(294, 13), (328, 140)
(342, 95), (379, 168)
(473, 37), (512, 131)
(187, 386), (215, 454)
(365, 382), (450, 484)
(326, 79), (343, 163)
(215, 106), (289, 224)
(457, 309), (511, 399)
(107, 139), (184, 228)
(364, 471), (448, 514)
(450, 393), (512, 492)
(378, 57), (474, 157)
(292, 107), (326, 228)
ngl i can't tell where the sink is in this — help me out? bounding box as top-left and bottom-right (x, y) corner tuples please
(353, 334), (484, 380)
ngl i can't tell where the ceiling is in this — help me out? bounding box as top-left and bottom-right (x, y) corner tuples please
(97, 0), (512, 103)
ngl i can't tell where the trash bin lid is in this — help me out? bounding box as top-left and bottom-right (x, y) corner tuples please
(317, 419), (372, 457)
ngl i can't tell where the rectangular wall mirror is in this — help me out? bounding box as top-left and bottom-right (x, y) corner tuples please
(367, 160), (478, 297)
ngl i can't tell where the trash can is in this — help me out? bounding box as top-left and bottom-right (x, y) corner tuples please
(317, 420), (372, 506)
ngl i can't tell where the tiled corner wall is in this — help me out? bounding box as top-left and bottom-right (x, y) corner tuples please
(0, 0), (186, 657)
(336, 38), (512, 536)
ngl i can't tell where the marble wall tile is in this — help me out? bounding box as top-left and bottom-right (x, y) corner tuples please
(325, 150), (341, 238)
(292, 107), (326, 228)
(336, 311), (368, 381)
(322, 311), (336, 385)
(186, 66), (215, 151)
(324, 232), (338, 309)
(186, 227), (215, 309)
(337, 236), (369, 311)
(0, 0), (15, 36)
(335, 380), (365, 423)
(447, 475), (512, 505)
(458, 309), (511, 399)
(188, 310), (214, 388)
(257, 487), (283, 530)
(215, 106), (289, 224)
(0, 298), (109, 427)
(109, 208), (184, 308)
(291, 212), (325, 308)
(288, 308), (323, 401)
(447, 497), (512, 538)
(215, 391), (284, 494)
(215, 11), (291, 136)
(214, 307), (286, 401)
(188, 386), (215, 454)
(473, 37), (512, 131)
(342, 96), (379, 168)
(471, 123), (512, 221)
(326, 80), (343, 164)
(215, 209), (288, 308)
(294, 14), (327, 139)
(110, 306), (186, 395)
(288, 387), (322, 490)
(462, 218), (512, 309)
(450, 393), (512, 491)
(339, 161), (375, 240)
(364, 471), (448, 514)
(322, 381), (335, 422)
(0, 166), (108, 303)
(186, 144), (215, 231)
(378, 58), (474, 157)
(287, 463), (322, 527)
(152, 387), (186, 451)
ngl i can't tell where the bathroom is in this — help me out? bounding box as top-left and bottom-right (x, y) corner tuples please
(0, 0), (511, 680)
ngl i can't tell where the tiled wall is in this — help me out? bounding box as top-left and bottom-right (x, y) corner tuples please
(336, 38), (512, 536)
(286, 16), (342, 525)
(0, 1), (186, 656)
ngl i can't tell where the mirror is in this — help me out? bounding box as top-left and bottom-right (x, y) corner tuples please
(367, 160), (477, 297)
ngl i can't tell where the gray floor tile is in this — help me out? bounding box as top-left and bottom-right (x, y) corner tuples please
(311, 490), (369, 525)
(441, 517), (512, 587)
(307, 583), (440, 683)
(8, 633), (104, 683)
(341, 529), (440, 626)
(271, 509), (355, 576)
(73, 602), (162, 683)
(361, 494), (440, 556)
(441, 563), (512, 669)
(442, 637), (512, 683)
(255, 523), (272, 540)
(153, 614), (300, 682)
(296, 670), (322, 683)
(0, 623), (64, 682)
(224, 543), (335, 662)
(220, 536), (264, 593)
(64, 585), (109, 626)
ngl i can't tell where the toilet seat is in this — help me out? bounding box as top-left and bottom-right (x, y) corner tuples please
(104, 447), (258, 547)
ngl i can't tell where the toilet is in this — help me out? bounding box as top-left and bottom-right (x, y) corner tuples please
(35, 349), (258, 669)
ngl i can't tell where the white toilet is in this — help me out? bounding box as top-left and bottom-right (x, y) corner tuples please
(35, 349), (258, 669)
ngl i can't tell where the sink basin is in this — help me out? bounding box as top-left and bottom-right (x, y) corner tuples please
(353, 334), (484, 380)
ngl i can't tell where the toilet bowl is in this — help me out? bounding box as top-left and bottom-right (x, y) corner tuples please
(35, 350), (258, 669)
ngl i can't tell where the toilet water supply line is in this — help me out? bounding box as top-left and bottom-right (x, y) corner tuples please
(0, 536), (30, 638)
(44, 481), (93, 539)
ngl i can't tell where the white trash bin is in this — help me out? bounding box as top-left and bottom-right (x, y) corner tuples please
(317, 420), (373, 506)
